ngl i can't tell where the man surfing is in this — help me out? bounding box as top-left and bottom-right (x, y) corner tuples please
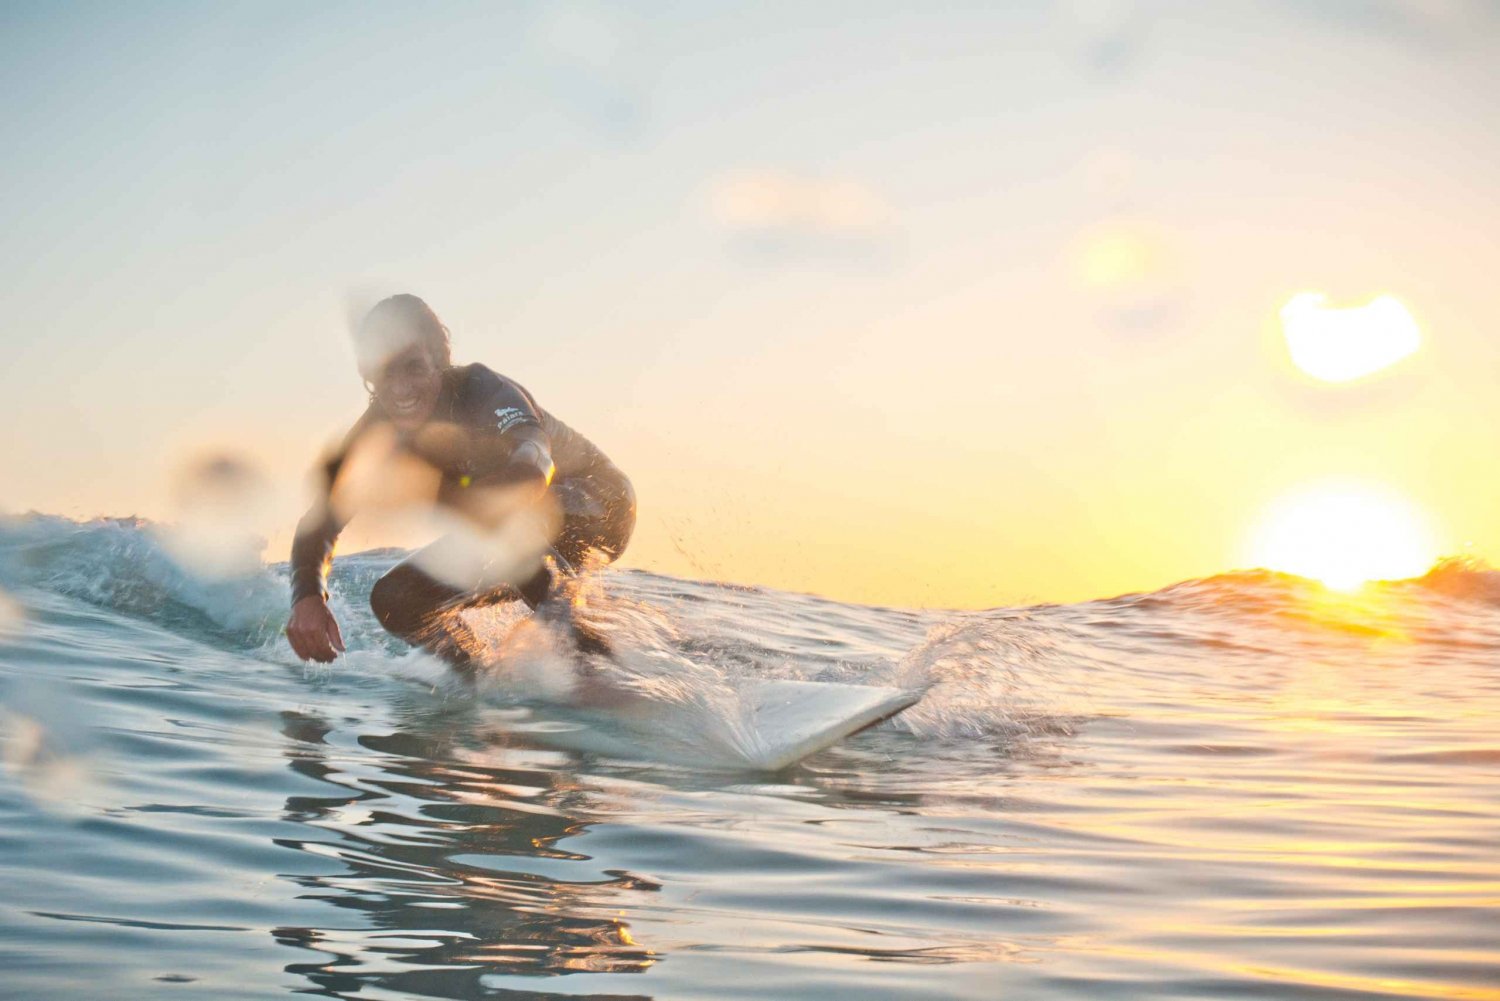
(285, 294), (635, 668)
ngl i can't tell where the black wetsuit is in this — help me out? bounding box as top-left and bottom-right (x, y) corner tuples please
(290, 363), (635, 664)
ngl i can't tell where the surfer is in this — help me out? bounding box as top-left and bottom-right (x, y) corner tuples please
(284, 294), (635, 668)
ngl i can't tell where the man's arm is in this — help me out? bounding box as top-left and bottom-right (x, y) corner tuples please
(286, 501), (347, 663)
(467, 367), (555, 488)
(285, 421), (365, 662)
(289, 500), (343, 605)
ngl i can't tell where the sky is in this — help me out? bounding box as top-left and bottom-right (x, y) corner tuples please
(1, 0), (1497, 608)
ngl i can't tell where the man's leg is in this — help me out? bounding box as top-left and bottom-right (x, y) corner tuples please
(370, 491), (636, 668)
(523, 507), (636, 659)
(369, 550), (516, 670)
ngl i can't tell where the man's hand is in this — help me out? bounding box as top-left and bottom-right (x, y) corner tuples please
(286, 595), (345, 663)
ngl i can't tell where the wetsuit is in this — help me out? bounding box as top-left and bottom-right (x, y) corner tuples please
(290, 363), (635, 664)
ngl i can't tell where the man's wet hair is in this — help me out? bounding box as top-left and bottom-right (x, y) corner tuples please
(355, 294), (453, 375)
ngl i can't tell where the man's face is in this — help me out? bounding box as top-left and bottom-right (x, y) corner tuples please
(366, 343), (443, 431)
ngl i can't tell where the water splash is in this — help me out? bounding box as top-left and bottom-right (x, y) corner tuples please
(891, 613), (1094, 740)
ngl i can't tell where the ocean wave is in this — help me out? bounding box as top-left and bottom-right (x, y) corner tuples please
(0, 513), (289, 648)
(3, 512), (1497, 747)
(1410, 556), (1500, 606)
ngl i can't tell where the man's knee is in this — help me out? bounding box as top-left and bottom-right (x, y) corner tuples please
(370, 566), (438, 640)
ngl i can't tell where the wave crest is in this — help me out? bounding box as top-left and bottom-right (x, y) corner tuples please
(0, 513), (289, 647)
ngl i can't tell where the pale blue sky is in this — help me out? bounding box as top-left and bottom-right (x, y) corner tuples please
(3, 1), (1497, 604)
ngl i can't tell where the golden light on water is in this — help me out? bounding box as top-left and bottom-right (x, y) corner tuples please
(1279, 292), (1421, 383)
(1247, 482), (1438, 591)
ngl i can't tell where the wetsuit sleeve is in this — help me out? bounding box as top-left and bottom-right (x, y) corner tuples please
(289, 497), (342, 605)
(459, 367), (554, 486)
(288, 412), (369, 605)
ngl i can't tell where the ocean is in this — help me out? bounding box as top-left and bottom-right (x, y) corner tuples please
(1, 513), (1497, 1000)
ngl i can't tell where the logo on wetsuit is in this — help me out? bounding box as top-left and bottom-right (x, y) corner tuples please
(494, 407), (530, 433)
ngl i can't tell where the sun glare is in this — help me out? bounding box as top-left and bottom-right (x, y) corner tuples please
(1247, 482), (1437, 591)
(1280, 292), (1421, 383)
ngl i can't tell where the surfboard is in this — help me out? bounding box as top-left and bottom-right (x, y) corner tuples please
(730, 679), (922, 769)
(513, 678), (922, 771)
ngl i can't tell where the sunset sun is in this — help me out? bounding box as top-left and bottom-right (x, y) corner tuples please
(1247, 482), (1438, 591)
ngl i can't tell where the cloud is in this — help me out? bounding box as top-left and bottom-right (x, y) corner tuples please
(524, 0), (649, 134)
(702, 170), (898, 265)
(706, 170), (893, 237)
(1075, 147), (1144, 214)
(1068, 218), (1187, 335)
(529, 0), (624, 73)
(1058, 0), (1156, 77)
(1285, 0), (1497, 45)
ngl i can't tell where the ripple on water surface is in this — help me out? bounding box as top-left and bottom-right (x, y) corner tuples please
(0, 517), (1498, 999)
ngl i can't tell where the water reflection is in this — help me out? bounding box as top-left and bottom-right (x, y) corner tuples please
(272, 708), (656, 999)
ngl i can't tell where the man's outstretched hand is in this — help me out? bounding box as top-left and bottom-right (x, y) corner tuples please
(287, 595), (346, 663)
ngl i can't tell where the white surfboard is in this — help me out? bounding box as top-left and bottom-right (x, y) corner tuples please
(514, 678), (922, 771)
(728, 679), (922, 769)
